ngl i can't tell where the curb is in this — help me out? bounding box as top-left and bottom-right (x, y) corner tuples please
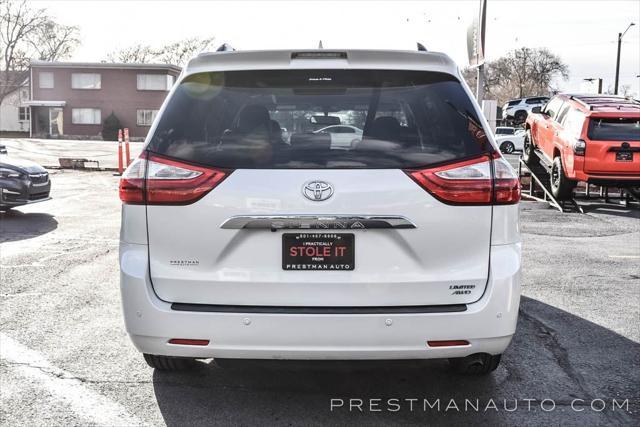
(44, 166), (120, 172)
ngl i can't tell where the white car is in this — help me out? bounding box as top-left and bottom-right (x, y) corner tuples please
(314, 125), (363, 149)
(494, 127), (526, 153)
(119, 48), (521, 375)
(502, 96), (549, 123)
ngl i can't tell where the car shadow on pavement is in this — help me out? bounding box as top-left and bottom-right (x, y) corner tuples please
(152, 297), (639, 426)
(0, 210), (58, 243)
(579, 202), (640, 220)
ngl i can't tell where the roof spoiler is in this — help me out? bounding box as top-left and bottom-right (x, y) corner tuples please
(213, 42), (427, 53)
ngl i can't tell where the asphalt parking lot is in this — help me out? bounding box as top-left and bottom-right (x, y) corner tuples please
(1, 169), (639, 426)
(1, 138), (144, 170)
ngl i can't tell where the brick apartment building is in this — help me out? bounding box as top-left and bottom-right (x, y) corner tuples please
(25, 61), (181, 139)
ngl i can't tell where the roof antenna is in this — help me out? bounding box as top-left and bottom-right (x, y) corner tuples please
(417, 42), (427, 52)
(318, 40), (324, 49)
(216, 43), (235, 52)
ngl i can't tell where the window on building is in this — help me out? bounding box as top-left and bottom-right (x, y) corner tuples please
(137, 109), (159, 126)
(18, 107), (30, 121)
(39, 72), (54, 89)
(137, 74), (173, 91)
(72, 108), (101, 124)
(72, 73), (101, 89)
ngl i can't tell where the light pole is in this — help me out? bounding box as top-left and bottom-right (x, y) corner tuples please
(583, 78), (603, 94)
(614, 22), (635, 95)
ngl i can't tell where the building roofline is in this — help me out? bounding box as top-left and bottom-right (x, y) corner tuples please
(30, 60), (181, 73)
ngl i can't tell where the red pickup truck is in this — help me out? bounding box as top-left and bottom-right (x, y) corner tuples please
(523, 94), (640, 199)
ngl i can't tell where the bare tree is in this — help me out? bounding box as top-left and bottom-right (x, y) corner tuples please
(463, 47), (569, 106)
(107, 36), (215, 66)
(107, 43), (156, 63)
(528, 48), (569, 94)
(0, 0), (45, 104)
(29, 19), (80, 61)
(605, 84), (636, 98)
(619, 84), (633, 97)
(0, 0), (79, 104)
(155, 36), (214, 66)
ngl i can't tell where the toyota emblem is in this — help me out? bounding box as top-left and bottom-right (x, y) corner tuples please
(302, 180), (334, 201)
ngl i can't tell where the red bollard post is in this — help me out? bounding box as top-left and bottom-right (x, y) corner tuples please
(124, 128), (131, 166)
(117, 129), (124, 175)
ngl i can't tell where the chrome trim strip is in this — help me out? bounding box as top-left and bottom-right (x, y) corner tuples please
(220, 215), (416, 230)
(172, 303), (465, 314)
(25, 196), (52, 204)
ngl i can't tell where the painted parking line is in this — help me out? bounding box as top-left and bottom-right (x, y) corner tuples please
(0, 333), (147, 427)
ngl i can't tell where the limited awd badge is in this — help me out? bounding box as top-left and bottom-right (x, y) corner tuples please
(302, 180), (334, 201)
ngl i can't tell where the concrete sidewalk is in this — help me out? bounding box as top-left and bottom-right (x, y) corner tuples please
(0, 138), (144, 170)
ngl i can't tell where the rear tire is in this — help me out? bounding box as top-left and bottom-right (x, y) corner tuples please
(143, 354), (198, 371)
(500, 141), (515, 154)
(449, 353), (501, 375)
(522, 129), (539, 166)
(550, 156), (576, 200)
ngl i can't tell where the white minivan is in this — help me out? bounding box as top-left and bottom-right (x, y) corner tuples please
(119, 49), (521, 375)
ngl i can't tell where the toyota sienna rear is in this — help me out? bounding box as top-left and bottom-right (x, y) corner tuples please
(119, 49), (521, 375)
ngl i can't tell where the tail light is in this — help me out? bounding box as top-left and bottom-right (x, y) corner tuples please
(406, 154), (520, 205)
(492, 155), (521, 204)
(572, 139), (586, 156)
(119, 153), (228, 205)
(118, 153), (147, 204)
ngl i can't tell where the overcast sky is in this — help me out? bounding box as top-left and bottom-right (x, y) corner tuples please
(33, 0), (640, 95)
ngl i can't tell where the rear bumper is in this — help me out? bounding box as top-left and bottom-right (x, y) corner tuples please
(586, 176), (640, 187)
(573, 171), (640, 187)
(119, 242), (521, 360)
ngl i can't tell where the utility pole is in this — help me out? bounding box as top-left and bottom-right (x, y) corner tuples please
(476, 0), (487, 103)
(614, 32), (622, 94)
(583, 78), (603, 94)
(466, 0), (487, 102)
(477, 64), (485, 103)
(614, 22), (635, 95)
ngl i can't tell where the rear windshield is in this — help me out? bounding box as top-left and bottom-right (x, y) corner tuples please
(147, 70), (490, 169)
(588, 117), (640, 141)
